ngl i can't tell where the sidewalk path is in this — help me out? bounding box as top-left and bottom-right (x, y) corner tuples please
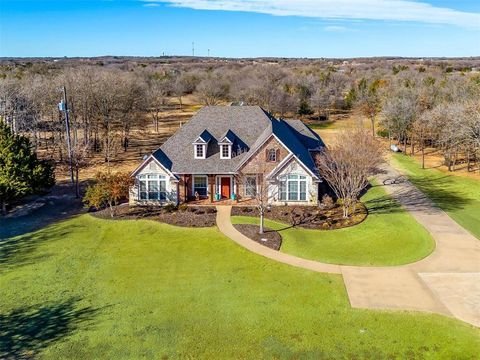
(216, 162), (480, 327)
(215, 206), (341, 275)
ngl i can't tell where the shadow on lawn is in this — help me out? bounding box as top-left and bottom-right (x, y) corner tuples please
(368, 175), (471, 215)
(0, 182), (85, 240)
(0, 298), (99, 359)
(0, 222), (82, 272)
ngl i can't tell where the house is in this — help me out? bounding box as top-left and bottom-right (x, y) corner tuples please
(130, 106), (326, 206)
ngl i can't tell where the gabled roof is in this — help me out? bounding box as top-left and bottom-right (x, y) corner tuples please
(131, 150), (177, 180)
(271, 119), (319, 177)
(193, 129), (214, 144)
(218, 129), (236, 144)
(147, 106), (324, 175)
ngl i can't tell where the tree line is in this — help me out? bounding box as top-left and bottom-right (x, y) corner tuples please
(1, 58), (479, 177)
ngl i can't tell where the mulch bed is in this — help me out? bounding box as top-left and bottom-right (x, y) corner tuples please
(91, 205), (217, 227)
(232, 203), (367, 230)
(233, 224), (282, 250)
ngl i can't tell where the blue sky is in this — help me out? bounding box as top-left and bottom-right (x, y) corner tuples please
(0, 0), (479, 58)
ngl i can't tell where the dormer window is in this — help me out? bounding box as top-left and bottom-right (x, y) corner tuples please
(220, 144), (231, 159)
(219, 129), (235, 160)
(195, 144), (206, 159)
(193, 130), (212, 159)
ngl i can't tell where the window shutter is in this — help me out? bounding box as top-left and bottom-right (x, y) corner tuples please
(265, 148), (269, 162)
(276, 149), (280, 162)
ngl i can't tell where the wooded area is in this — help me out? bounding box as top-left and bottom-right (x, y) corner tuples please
(0, 56), (479, 182)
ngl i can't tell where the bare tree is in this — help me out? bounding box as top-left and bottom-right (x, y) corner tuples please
(315, 129), (384, 218)
(147, 80), (169, 132)
(356, 78), (382, 137)
(173, 71), (199, 109)
(235, 158), (276, 234)
(381, 88), (418, 153)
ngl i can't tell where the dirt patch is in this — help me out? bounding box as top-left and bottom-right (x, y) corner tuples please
(232, 203), (367, 230)
(233, 224), (282, 250)
(91, 204), (217, 227)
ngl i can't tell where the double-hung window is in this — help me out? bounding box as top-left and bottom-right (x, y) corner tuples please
(138, 174), (167, 200)
(195, 144), (205, 159)
(245, 176), (257, 197)
(220, 144), (231, 159)
(279, 174), (307, 201)
(193, 176), (208, 196)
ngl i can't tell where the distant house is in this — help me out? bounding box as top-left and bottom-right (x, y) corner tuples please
(130, 106), (326, 206)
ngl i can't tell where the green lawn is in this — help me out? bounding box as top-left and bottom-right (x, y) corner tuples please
(392, 153), (480, 239)
(1, 216), (478, 358)
(233, 184), (435, 266)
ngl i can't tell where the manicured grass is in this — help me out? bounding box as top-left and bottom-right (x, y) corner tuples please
(1, 215), (478, 359)
(233, 184), (435, 266)
(392, 153), (480, 239)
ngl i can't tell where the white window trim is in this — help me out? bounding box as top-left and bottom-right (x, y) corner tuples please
(215, 175), (234, 197)
(220, 144), (232, 159)
(279, 174), (308, 202)
(138, 174), (167, 201)
(194, 144), (206, 159)
(192, 175), (208, 196)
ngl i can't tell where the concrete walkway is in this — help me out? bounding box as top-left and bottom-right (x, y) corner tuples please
(215, 163), (480, 327)
(216, 206), (341, 274)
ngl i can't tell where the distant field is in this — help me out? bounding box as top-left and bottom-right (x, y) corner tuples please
(392, 153), (480, 239)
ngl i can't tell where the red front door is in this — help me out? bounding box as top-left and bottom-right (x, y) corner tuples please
(221, 177), (230, 199)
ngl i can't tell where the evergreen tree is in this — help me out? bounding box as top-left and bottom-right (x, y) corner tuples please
(0, 123), (55, 215)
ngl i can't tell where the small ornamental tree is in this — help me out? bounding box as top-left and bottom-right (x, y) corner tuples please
(83, 172), (133, 217)
(315, 129), (384, 218)
(0, 123), (55, 215)
(235, 158), (275, 235)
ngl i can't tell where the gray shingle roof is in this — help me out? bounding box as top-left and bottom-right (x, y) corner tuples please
(284, 120), (325, 149)
(153, 106), (324, 175)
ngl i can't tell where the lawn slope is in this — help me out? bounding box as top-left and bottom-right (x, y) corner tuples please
(233, 184), (434, 266)
(0, 215), (477, 359)
(392, 153), (480, 239)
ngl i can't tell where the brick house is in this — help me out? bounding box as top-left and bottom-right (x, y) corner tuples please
(130, 106), (326, 206)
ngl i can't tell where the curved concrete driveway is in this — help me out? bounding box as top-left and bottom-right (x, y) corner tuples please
(216, 206), (341, 274)
(216, 163), (480, 327)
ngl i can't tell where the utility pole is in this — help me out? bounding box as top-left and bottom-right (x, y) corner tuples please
(60, 86), (75, 186)
(192, 41), (195, 57)
(208, 48), (210, 57)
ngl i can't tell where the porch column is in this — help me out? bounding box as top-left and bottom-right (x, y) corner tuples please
(183, 175), (191, 202)
(208, 175), (215, 203)
(234, 177), (239, 203)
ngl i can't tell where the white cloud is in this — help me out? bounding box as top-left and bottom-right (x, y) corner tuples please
(141, 0), (480, 28)
(143, 2), (160, 6)
(324, 25), (348, 32)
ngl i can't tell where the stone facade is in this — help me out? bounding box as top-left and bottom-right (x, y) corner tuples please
(129, 158), (178, 205)
(239, 136), (289, 175)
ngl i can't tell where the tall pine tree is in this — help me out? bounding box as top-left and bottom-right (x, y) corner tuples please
(0, 123), (55, 215)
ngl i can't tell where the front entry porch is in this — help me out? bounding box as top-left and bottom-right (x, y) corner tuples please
(181, 173), (255, 205)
